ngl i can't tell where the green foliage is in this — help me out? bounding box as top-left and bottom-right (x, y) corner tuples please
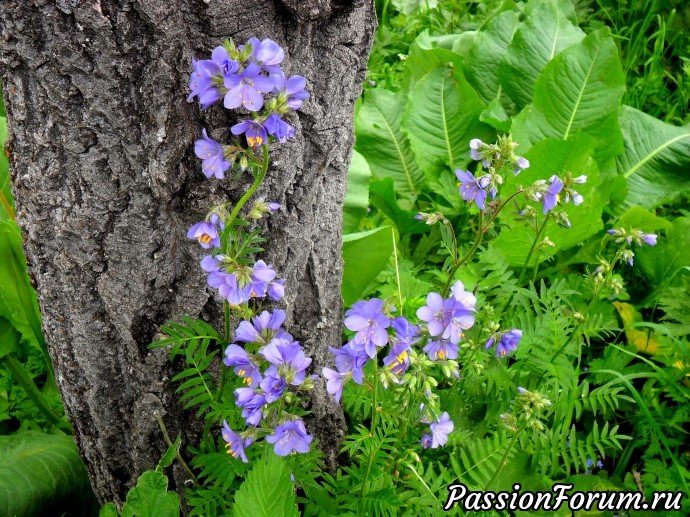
(342, 227), (394, 305)
(0, 431), (97, 517)
(233, 453), (299, 517)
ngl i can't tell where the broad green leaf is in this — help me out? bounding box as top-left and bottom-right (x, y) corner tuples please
(0, 220), (45, 355)
(499, 1), (584, 108)
(342, 227), (394, 306)
(0, 116), (13, 221)
(614, 106), (690, 213)
(523, 0), (578, 26)
(100, 503), (119, 517)
(494, 137), (603, 266)
(615, 206), (673, 234)
(464, 9), (520, 105)
(369, 178), (429, 235)
(390, 0), (437, 15)
(511, 28), (625, 165)
(0, 431), (97, 517)
(121, 470), (179, 517)
(0, 317), (19, 358)
(343, 151), (371, 233)
(405, 30), (471, 89)
(636, 217), (690, 290)
(356, 89), (424, 198)
(404, 64), (493, 171)
(233, 453), (299, 517)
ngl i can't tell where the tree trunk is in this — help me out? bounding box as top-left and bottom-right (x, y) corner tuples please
(0, 0), (375, 506)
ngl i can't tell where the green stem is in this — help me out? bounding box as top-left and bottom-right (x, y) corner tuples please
(517, 213), (550, 286)
(226, 146), (270, 227)
(2, 354), (71, 433)
(442, 190), (524, 296)
(154, 410), (200, 486)
(483, 423), (526, 491)
(360, 360), (379, 504)
(443, 211), (483, 296)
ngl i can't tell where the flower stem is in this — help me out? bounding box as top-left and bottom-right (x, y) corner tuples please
(517, 213), (550, 286)
(226, 145), (270, 227)
(442, 190), (523, 296)
(483, 423), (526, 491)
(154, 410), (200, 486)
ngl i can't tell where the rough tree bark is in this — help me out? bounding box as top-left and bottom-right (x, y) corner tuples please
(0, 0), (375, 506)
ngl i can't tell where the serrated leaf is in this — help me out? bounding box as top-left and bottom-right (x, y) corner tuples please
(499, 1), (584, 108)
(494, 136), (603, 266)
(0, 431), (97, 517)
(356, 89), (424, 198)
(233, 454), (299, 517)
(511, 28), (625, 166)
(121, 470), (179, 517)
(404, 64), (493, 171)
(343, 151), (371, 234)
(464, 9), (521, 105)
(342, 227), (394, 306)
(614, 106), (690, 213)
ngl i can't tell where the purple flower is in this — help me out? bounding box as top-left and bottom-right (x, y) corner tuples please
(344, 299), (391, 358)
(187, 221), (221, 249)
(234, 309), (288, 346)
(208, 271), (252, 306)
(188, 59), (221, 109)
(328, 342), (369, 384)
(248, 37), (285, 72)
(221, 421), (251, 462)
(224, 344), (262, 387)
(272, 71), (310, 110)
(512, 156), (530, 175)
(456, 170), (488, 210)
(194, 129), (231, 179)
(224, 62), (274, 111)
(542, 175), (564, 214)
(383, 340), (412, 375)
(231, 120), (267, 148)
(260, 373), (287, 403)
(260, 339), (312, 386)
(264, 114), (295, 143)
(486, 329), (522, 357)
(266, 419), (313, 456)
(429, 412), (454, 448)
(450, 281), (477, 310)
(642, 233), (657, 246)
(234, 387), (266, 426)
(211, 46), (239, 76)
(416, 293), (456, 338)
(420, 433), (432, 449)
(423, 339), (458, 361)
(322, 367), (347, 402)
(267, 278), (285, 301)
(469, 139), (484, 161)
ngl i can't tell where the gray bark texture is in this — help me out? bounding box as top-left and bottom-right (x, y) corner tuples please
(0, 0), (375, 506)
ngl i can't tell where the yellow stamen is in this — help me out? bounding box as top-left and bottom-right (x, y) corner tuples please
(199, 234), (212, 244)
(438, 349), (446, 360)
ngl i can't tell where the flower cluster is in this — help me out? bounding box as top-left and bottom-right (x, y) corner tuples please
(500, 387), (552, 433)
(222, 309), (316, 459)
(527, 171), (586, 216)
(458, 136), (530, 210)
(186, 39), (316, 461)
(189, 38), (308, 153)
(484, 328), (523, 357)
(325, 281), (522, 449)
(200, 255), (285, 306)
